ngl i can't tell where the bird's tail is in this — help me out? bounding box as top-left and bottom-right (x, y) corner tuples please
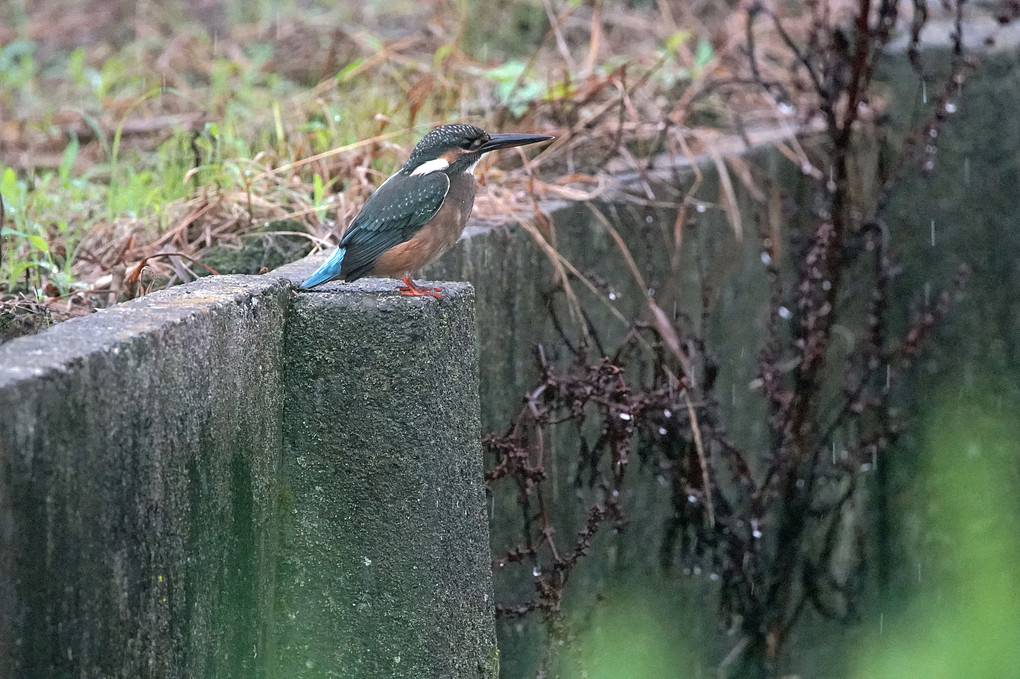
(299, 247), (347, 289)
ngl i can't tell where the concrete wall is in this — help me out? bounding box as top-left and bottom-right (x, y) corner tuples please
(421, 46), (1020, 679)
(0, 270), (497, 678)
(423, 195), (763, 678)
(276, 275), (496, 678)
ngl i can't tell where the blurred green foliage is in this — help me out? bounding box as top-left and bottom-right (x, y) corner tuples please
(557, 589), (694, 679)
(853, 386), (1020, 678)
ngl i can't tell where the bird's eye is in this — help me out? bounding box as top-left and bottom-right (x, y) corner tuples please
(460, 138), (478, 150)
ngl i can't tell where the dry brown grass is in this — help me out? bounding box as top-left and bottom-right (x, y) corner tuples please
(1, 0), (886, 338)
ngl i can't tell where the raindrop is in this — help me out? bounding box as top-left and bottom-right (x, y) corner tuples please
(695, 203), (707, 213)
(760, 251), (773, 266)
(795, 478), (805, 489)
(778, 306), (792, 320)
(608, 292), (618, 301)
(645, 215), (654, 224)
(693, 565), (702, 575)
(612, 489), (619, 498)
(930, 220), (936, 247)
(800, 163), (813, 175)
(860, 462), (873, 472)
(663, 409), (672, 418)
(944, 101), (957, 114)
(778, 102), (796, 115)
(532, 566), (541, 577)
(922, 81), (927, 104)
(619, 412), (632, 421)
(822, 280), (832, 291)
(928, 127), (938, 138)
(687, 494), (698, 503)
(498, 561), (506, 568)
(658, 427), (667, 436)
(752, 526), (763, 539)
(709, 572), (719, 581)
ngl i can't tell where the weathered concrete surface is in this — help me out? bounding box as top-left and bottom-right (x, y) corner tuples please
(200, 220), (312, 276)
(874, 47), (1020, 598)
(0, 275), (290, 678)
(270, 263), (497, 679)
(424, 195), (762, 678)
(419, 45), (1020, 679)
(0, 264), (497, 678)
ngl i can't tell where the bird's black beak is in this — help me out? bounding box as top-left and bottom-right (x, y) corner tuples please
(478, 133), (554, 154)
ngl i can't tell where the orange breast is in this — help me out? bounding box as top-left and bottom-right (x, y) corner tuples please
(371, 172), (476, 277)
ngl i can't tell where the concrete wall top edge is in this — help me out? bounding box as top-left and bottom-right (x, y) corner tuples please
(0, 254), (480, 393)
(0, 274), (291, 390)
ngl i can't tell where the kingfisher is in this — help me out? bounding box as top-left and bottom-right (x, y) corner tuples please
(300, 123), (553, 297)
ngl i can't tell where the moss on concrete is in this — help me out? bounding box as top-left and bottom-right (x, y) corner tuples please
(0, 268), (497, 678)
(274, 275), (497, 678)
(0, 275), (290, 678)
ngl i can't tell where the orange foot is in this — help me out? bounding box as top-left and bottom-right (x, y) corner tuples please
(398, 276), (443, 299)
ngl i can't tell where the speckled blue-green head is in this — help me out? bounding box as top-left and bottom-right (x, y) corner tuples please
(401, 124), (554, 175)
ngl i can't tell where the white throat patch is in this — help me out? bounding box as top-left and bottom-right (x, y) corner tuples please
(409, 157), (450, 176)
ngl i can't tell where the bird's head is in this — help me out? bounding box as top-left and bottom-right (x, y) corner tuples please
(401, 124), (553, 177)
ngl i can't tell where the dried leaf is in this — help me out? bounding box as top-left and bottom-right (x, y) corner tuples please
(708, 145), (743, 241)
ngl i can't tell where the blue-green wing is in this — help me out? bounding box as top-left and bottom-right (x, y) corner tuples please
(338, 170), (450, 281)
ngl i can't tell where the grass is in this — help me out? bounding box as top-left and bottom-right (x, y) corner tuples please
(1, 7), (391, 291)
(0, 0), (781, 341)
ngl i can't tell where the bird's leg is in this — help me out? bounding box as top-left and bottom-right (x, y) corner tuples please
(398, 276), (443, 298)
